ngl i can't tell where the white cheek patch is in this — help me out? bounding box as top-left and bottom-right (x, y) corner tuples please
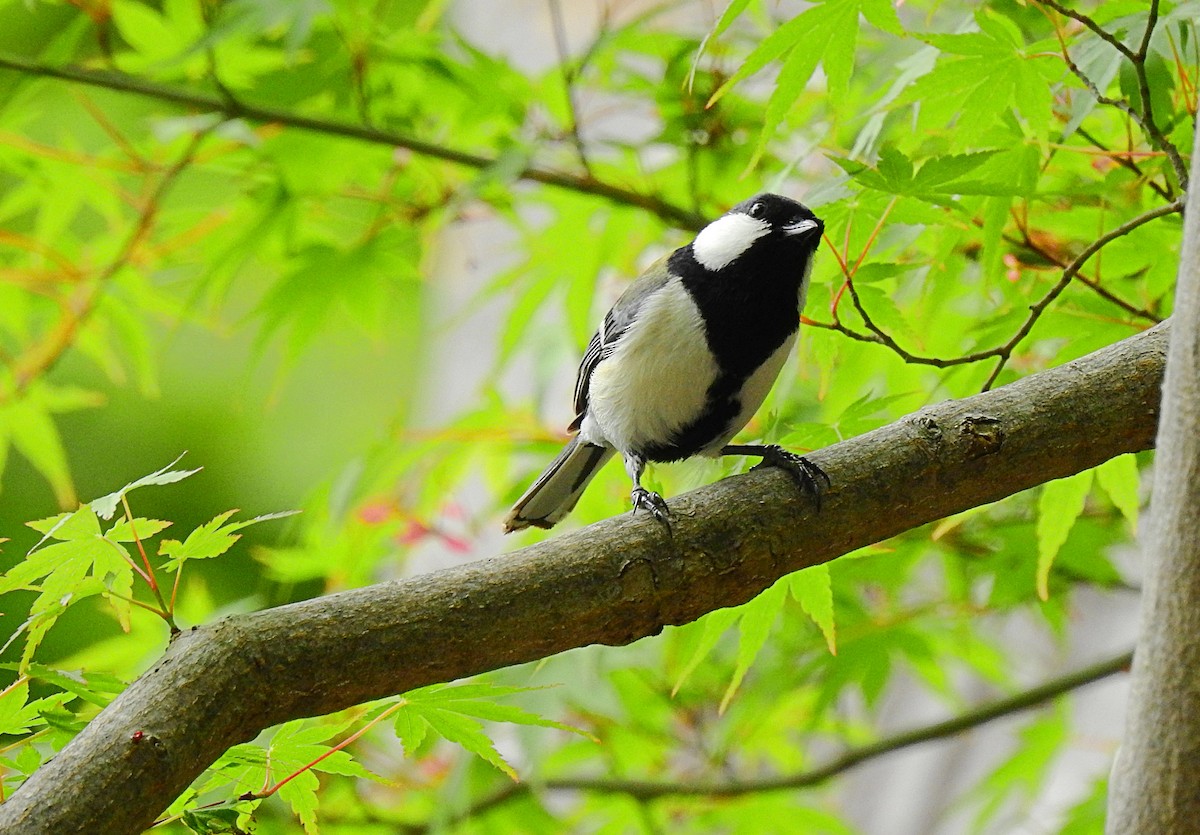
(692, 213), (770, 271)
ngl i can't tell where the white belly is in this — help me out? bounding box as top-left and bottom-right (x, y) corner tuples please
(699, 333), (796, 455)
(579, 280), (718, 454)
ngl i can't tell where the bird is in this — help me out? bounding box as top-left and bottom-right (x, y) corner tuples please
(503, 192), (827, 533)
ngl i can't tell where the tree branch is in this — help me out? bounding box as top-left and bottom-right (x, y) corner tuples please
(980, 199), (1183, 389)
(0, 321), (1168, 834)
(431, 647), (1131, 829)
(810, 200), (1181, 387)
(1037, 0), (1189, 191)
(2, 129), (209, 405)
(0, 52), (707, 231)
(553, 650), (1132, 799)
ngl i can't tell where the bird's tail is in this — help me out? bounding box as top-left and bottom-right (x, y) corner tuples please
(504, 438), (615, 532)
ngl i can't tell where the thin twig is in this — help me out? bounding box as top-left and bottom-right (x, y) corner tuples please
(1037, 0), (1136, 60)
(1075, 125), (1172, 201)
(981, 198), (1183, 389)
(405, 649), (1131, 829)
(1, 128), (209, 403)
(547, 0), (593, 176)
(1129, 0), (1188, 189)
(808, 200), (1181, 385)
(1011, 230), (1162, 324)
(0, 52), (705, 230)
(1037, 0), (1189, 190)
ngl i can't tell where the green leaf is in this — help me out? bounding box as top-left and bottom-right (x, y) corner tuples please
(104, 518), (173, 543)
(673, 607), (740, 695)
(876, 144), (914, 190)
(11, 664), (124, 708)
(112, 0), (186, 63)
(407, 682), (590, 736)
(90, 453), (201, 520)
(860, 0), (903, 34)
(159, 509), (299, 571)
(790, 564), (836, 654)
(181, 807), (252, 835)
(721, 578), (787, 712)
(1, 399), (76, 507)
(911, 151), (1000, 193)
(276, 768), (320, 834)
(5, 507), (108, 597)
(4, 503), (154, 657)
(392, 706), (429, 755)
(393, 681), (592, 776)
(980, 194), (1013, 283)
(1096, 454), (1140, 532)
(708, 7), (827, 107)
(690, 0), (754, 88)
(748, 0), (859, 169)
(974, 704), (1068, 829)
(431, 697), (587, 737)
(1036, 470), (1094, 600)
(417, 705), (516, 779)
(0, 681), (42, 736)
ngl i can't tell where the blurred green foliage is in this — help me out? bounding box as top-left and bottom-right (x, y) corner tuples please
(0, 0), (1192, 831)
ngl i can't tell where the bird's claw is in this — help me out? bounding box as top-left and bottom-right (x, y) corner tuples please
(631, 486), (672, 531)
(751, 445), (830, 509)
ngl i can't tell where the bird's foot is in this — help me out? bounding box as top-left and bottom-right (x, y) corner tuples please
(631, 486), (672, 531)
(750, 445), (830, 509)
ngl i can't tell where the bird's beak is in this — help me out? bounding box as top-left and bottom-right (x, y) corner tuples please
(784, 218), (823, 239)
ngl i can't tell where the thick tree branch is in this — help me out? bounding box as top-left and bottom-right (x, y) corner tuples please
(0, 52), (707, 232)
(0, 321), (1168, 834)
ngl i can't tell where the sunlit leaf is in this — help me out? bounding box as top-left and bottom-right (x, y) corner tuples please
(89, 453), (201, 521)
(1096, 453), (1140, 532)
(1036, 470), (1094, 600)
(159, 509), (299, 571)
(790, 564), (836, 654)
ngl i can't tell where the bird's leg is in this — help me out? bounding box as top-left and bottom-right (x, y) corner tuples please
(624, 453), (671, 529)
(720, 444), (830, 509)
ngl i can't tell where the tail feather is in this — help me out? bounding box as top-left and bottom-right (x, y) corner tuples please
(504, 438), (615, 532)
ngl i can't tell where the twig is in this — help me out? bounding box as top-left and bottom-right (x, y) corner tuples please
(547, 0), (593, 176)
(406, 649), (1131, 828)
(1, 128), (209, 403)
(1011, 229), (1162, 324)
(0, 52), (706, 231)
(981, 198), (1184, 389)
(1037, 0), (1135, 61)
(811, 201), (1181, 387)
(1130, 0), (1188, 189)
(1075, 125), (1172, 201)
(1037, 0), (1189, 190)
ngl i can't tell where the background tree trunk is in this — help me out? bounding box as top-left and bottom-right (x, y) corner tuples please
(1106, 129), (1200, 832)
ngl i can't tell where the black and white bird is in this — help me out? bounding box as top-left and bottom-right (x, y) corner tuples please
(504, 193), (827, 533)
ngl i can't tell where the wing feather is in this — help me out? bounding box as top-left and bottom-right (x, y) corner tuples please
(567, 256), (674, 432)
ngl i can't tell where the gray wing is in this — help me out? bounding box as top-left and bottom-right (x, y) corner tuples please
(567, 256), (673, 432)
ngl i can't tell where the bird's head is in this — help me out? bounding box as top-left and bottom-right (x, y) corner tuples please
(691, 193), (824, 273)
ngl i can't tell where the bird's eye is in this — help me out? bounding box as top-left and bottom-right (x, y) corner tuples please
(749, 201), (766, 218)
